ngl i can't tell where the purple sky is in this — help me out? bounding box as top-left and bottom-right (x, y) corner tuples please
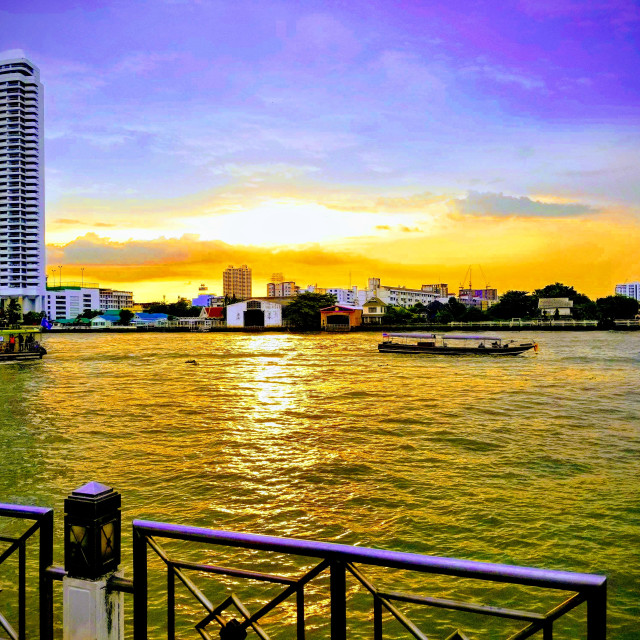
(1, 0), (639, 297)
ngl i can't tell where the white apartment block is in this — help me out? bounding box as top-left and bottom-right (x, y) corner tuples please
(223, 264), (252, 299)
(99, 288), (134, 311)
(615, 282), (640, 301)
(45, 287), (100, 320)
(373, 285), (438, 308)
(0, 58), (45, 312)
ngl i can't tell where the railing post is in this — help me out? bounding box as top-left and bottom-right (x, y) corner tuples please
(39, 509), (54, 640)
(587, 583), (607, 640)
(62, 482), (124, 640)
(330, 560), (347, 640)
(132, 523), (148, 640)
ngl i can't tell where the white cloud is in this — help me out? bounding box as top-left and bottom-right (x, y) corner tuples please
(455, 191), (595, 217)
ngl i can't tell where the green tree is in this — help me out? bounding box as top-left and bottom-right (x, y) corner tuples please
(425, 300), (444, 321)
(6, 298), (22, 325)
(282, 292), (336, 329)
(118, 309), (135, 325)
(488, 290), (537, 320)
(22, 311), (45, 325)
(463, 306), (485, 322)
(596, 295), (639, 326)
(434, 308), (454, 324)
(446, 297), (467, 320)
(384, 306), (414, 325)
(76, 309), (102, 320)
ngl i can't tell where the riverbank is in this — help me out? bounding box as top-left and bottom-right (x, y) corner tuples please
(41, 323), (638, 333)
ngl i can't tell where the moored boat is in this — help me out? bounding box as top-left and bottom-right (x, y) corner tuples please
(379, 333), (538, 356)
(0, 328), (47, 362)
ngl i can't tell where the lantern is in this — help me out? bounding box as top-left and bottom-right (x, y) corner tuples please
(64, 482), (121, 579)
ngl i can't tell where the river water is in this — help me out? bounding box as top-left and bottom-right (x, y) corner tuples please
(0, 331), (638, 638)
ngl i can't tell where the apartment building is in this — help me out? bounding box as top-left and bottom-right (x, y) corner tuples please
(223, 264), (252, 299)
(0, 58), (45, 312)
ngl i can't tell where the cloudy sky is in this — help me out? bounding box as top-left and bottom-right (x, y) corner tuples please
(2, 0), (639, 299)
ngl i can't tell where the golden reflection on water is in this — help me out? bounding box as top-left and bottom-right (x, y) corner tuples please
(0, 331), (639, 637)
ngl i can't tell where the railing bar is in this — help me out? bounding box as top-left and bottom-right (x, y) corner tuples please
(374, 596), (383, 640)
(167, 566), (175, 640)
(0, 611), (18, 640)
(331, 561), (347, 640)
(0, 536), (20, 543)
(587, 586), (607, 640)
(18, 540), (25, 640)
(240, 560), (330, 628)
(379, 590), (546, 621)
(230, 593), (271, 640)
(133, 520), (606, 591)
(378, 596), (429, 640)
(145, 535), (172, 566)
(296, 587), (305, 640)
(107, 575), (134, 593)
(0, 505), (53, 520)
(0, 539), (21, 566)
(39, 510), (54, 640)
(133, 527), (148, 639)
(347, 565), (428, 640)
(144, 535), (223, 625)
(172, 563), (217, 616)
(543, 592), (587, 623)
(171, 559), (297, 585)
(194, 596), (233, 633)
(17, 518), (42, 545)
(505, 592), (588, 640)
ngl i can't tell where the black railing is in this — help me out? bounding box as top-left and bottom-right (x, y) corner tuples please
(132, 520), (607, 640)
(0, 504), (53, 640)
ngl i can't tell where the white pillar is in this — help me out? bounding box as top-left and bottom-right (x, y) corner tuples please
(63, 572), (124, 640)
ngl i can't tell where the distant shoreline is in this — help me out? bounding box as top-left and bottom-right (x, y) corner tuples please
(40, 324), (638, 334)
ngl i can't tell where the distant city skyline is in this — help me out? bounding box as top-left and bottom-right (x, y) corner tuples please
(1, 1), (639, 300)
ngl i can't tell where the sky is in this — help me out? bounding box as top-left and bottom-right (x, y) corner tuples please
(1, 0), (639, 300)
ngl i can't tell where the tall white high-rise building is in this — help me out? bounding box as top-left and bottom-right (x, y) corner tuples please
(0, 58), (45, 313)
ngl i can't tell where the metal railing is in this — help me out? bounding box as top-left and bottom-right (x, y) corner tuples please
(447, 320), (599, 327)
(132, 520), (607, 640)
(0, 504), (53, 640)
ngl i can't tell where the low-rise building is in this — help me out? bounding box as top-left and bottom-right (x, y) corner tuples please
(538, 297), (573, 316)
(131, 313), (169, 327)
(90, 315), (116, 329)
(199, 306), (225, 326)
(375, 285), (438, 308)
(99, 288), (134, 312)
(192, 293), (225, 307)
(362, 297), (388, 324)
(226, 299), (283, 328)
(45, 286), (100, 320)
(615, 282), (640, 301)
(320, 304), (363, 331)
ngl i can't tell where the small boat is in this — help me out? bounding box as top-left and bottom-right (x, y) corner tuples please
(378, 333), (538, 356)
(0, 328), (47, 363)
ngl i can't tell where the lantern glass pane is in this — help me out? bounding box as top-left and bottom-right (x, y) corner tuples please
(101, 522), (114, 560)
(70, 525), (87, 546)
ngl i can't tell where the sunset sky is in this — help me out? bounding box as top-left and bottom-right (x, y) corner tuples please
(2, 0), (639, 300)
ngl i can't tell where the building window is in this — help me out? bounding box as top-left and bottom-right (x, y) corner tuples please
(247, 300), (261, 309)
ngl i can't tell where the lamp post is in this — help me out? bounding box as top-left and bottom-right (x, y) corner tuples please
(58, 265), (62, 287)
(63, 482), (124, 639)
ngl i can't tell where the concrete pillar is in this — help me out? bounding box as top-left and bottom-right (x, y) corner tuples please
(63, 573), (124, 640)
